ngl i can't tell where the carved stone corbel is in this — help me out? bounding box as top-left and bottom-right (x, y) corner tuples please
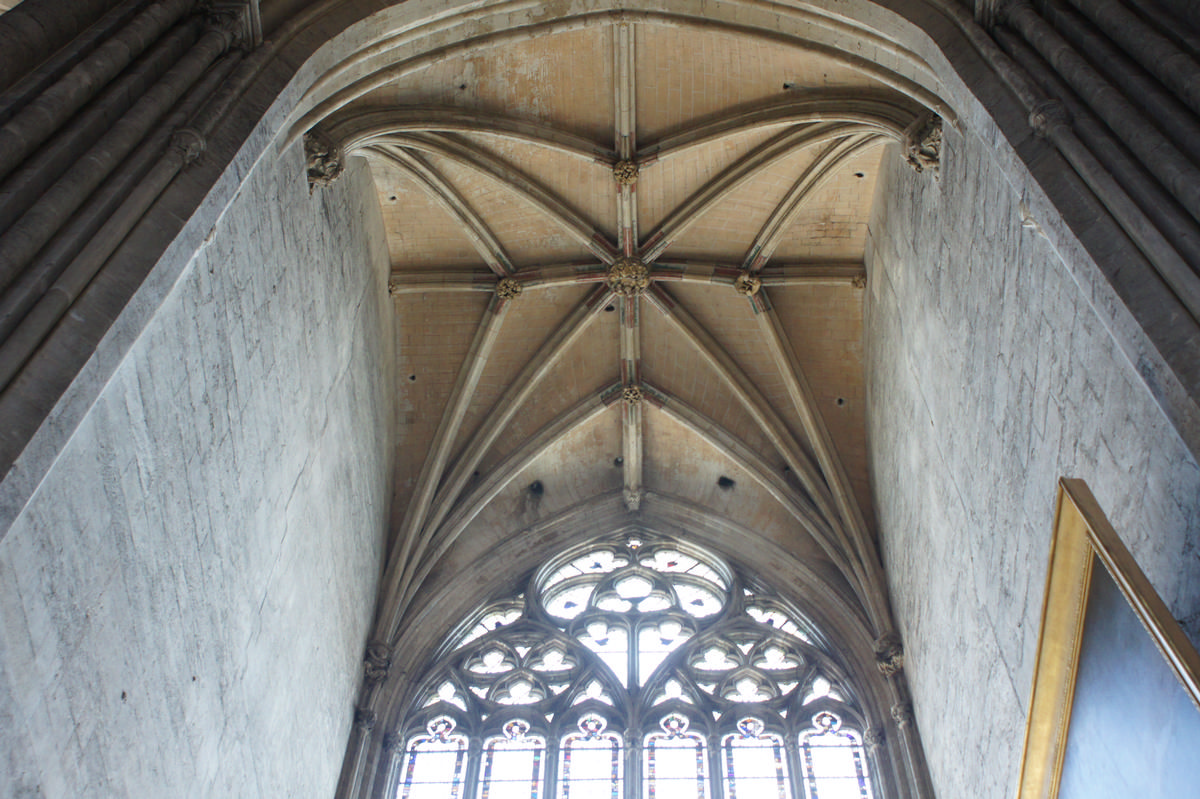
(874, 632), (904, 677)
(354, 707), (377, 732)
(170, 127), (206, 165)
(903, 114), (943, 175)
(863, 727), (885, 753)
(364, 640), (391, 685)
(1028, 99), (1071, 139)
(304, 128), (344, 190)
(623, 487), (644, 511)
(381, 732), (402, 753)
(890, 701), (914, 729)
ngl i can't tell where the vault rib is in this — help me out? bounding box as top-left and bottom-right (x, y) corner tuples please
(752, 293), (891, 629)
(652, 260), (866, 287)
(639, 123), (868, 263)
(386, 271), (498, 295)
(382, 132), (620, 264)
(383, 263), (868, 295)
(365, 145), (514, 276)
(614, 21), (639, 256)
(288, 4), (951, 145)
(377, 285), (619, 639)
(383, 293), (512, 616)
(396, 388), (621, 620)
(642, 284), (864, 567)
(638, 93), (918, 163)
(641, 493), (873, 636)
(613, 21), (644, 512)
(619, 294), (643, 511)
(331, 105), (615, 163)
(645, 382), (859, 584)
(742, 135), (880, 272)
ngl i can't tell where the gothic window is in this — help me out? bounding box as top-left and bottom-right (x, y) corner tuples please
(390, 536), (879, 799)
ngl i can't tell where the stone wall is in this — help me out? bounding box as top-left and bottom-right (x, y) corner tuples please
(866, 126), (1200, 797)
(0, 146), (392, 796)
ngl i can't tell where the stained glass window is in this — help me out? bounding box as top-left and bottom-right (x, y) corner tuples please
(400, 718), (468, 799)
(480, 720), (546, 799)
(559, 715), (623, 799)
(645, 714), (708, 799)
(388, 536), (883, 799)
(799, 712), (874, 799)
(722, 718), (791, 799)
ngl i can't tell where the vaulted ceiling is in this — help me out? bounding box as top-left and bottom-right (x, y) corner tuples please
(299, 9), (947, 680)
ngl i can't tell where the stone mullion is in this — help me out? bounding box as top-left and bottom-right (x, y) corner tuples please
(784, 733), (805, 799)
(708, 731), (726, 799)
(461, 737), (485, 799)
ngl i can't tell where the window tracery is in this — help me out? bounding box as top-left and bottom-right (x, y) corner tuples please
(392, 536), (878, 799)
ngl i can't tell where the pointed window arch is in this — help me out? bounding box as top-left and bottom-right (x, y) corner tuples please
(389, 536), (879, 799)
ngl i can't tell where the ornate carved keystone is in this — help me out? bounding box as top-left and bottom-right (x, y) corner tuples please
(733, 272), (761, 296)
(622, 385), (643, 405)
(608, 256), (650, 297)
(613, 160), (639, 185)
(496, 278), (523, 300)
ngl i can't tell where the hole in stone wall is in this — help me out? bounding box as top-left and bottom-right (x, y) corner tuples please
(529, 481), (544, 496)
(389, 195), (397, 201)
(854, 172), (864, 179)
(613, 457), (624, 467)
(458, 83), (467, 90)
(605, 304), (616, 312)
(782, 82), (796, 90)
(836, 397), (846, 406)
(409, 375), (417, 381)
(717, 476), (735, 490)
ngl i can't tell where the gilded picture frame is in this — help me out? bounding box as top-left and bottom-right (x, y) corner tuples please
(1014, 477), (1200, 798)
